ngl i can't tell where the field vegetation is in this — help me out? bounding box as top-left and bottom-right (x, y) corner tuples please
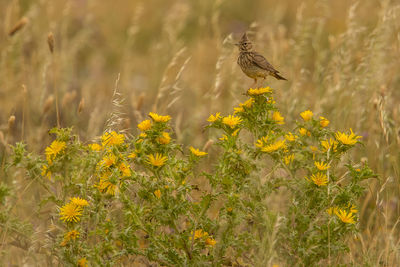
(1, 0), (400, 266)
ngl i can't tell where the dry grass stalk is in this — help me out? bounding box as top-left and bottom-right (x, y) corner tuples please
(0, 131), (6, 147)
(21, 84), (27, 140)
(153, 47), (188, 112)
(377, 86), (390, 144)
(166, 55), (191, 109)
(8, 17), (28, 36)
(135, 93), (145, 111)
(8, 115), (15, 131)
(122, 118), (131, 130)
(210, 34), (233, 101)
(61, 91), (77, 108)
(131, 93), (145, 128)
(202, 139), (214, 151)
(78, 98), (85, 114)
(105, 74), (127, 133)
(47, 32), (55, 53)
(43, 95), (55, 114)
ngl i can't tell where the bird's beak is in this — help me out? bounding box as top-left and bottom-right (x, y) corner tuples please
(234, 43), (239, 46)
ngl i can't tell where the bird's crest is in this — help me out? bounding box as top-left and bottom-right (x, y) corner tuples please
(239, 33), (249, 44)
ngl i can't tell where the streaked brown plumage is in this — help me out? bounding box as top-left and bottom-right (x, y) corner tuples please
(236, 33), (287, 87)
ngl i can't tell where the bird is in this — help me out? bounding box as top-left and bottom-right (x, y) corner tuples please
(236, 33), (287, 88)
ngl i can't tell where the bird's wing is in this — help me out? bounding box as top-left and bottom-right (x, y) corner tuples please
(251, 52), (278, 73)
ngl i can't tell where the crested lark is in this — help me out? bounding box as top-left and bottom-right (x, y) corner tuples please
(236, 33), (287, 88)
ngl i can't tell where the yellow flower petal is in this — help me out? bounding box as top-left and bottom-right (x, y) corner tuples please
(314, 161), (330, 171)
(247, 87), (272, 95)
(319, 116), (330, 127)
(207, 112), (221, 122)
(146, 153), (168, 167)
(138, 119), (152, 131)
(272, 111), (285, 124)
(309, 172), (328, 186)
(189, 146), (208, 157)
(149, 112), (171, 122)
(222, 115), (242, 129)
(335, 128), (362, 145)
(300, 110), (313, 121)
(101, 131), (125, 147)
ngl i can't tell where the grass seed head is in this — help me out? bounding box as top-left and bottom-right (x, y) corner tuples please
(8, 17), (28, 36)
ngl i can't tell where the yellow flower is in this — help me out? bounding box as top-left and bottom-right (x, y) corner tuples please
(299, 128), (311, 136)
(101, 131), (125, 147)
(70, 197), (89, 207)
(147, 153), (168, 167)
(154, 189), (161, 199)
(219, 134), (228, 141)
(222, 115), (242, 128)
(309, 146), (318, 153)
(157, 132), (171, 144)
(247, 86), (272, 96)
(137, 119), (152, 131)
(128, 152), (137, 159)
(335, 128), (362, 145)
(64, 230), (80, 240)
(284, 154), (294, 165)
(149, 112), (171, 122)
(233, 106), (244, 114)
(285, 132), (298, 142)
(60, 230), (80, 246)
(97, 173), (117, 195)
(272, 111), (285, 124)
(321, 138), (338, 152)
(229, 130), (238, 138)
(191, 229), (208, 240)
(256, 136), (269, 148)
(320, 116), (330, 127)
(240, 98), (255, 108)
(309, 172), (328, 186)
(41, 164), (51, 179)
(261, 140), (286, 153)
(119, 162), (131, 177)
(205, 237), (217, 246)
(77, 258), (88, 267)
(267, 96), (276, 104)
(100, 154), (116, 168)
(189, 146), (208, 157)
(326, 207), (338, 215)
(45, 140), (66, 163)
(88, 143), (102, 151)
(335, 208), (355, 224)
(300, 110), (313, 121)
(348, 203), (358, 213)
(59, 202), (83, 223)
(314, 161), (330, 171)
(207, 112), (221, 122)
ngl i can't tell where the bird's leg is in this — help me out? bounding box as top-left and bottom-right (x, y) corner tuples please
(262, 77), (269, 101)
(251, 78), (257, 89)
(262, 77), (266, 87)
(246, 79), (257, 95)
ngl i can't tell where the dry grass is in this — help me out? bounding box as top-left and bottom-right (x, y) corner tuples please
(1, 0), (400, 265)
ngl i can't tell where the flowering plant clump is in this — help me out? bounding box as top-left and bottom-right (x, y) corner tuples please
(8, 88), (375, 266)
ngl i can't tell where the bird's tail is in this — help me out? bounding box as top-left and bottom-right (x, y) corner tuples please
(272, 72), (287, 81)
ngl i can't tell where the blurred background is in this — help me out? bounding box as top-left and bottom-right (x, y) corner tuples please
(1, 0), (400, 265)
